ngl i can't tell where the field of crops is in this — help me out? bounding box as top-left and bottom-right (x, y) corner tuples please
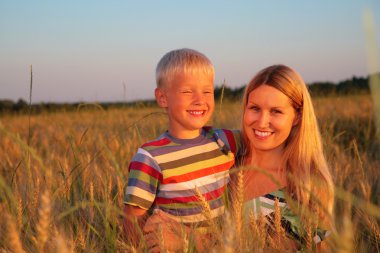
(0, 94), (379, 252)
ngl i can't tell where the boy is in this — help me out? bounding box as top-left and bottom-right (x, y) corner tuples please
(123, 48), (240, 245)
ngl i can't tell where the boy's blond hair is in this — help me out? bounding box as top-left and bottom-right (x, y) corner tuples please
(155, 48), (215, 88)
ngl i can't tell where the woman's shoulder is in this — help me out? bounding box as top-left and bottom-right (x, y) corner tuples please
(245, 187), (287, 205)
(262, 188), (287, 202)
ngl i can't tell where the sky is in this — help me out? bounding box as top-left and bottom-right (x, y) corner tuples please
(1, 1), (379, 103)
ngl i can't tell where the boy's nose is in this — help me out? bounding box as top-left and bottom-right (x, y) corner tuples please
(193, 92), (205, 105)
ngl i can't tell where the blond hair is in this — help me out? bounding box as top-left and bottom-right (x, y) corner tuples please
(155, 48), (215, 88)
(241, 64), (334, 222)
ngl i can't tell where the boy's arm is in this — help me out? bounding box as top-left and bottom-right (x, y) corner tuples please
(143, 210), (210, 253)
(123, 146), (162, 245)
(123, 204), (149, 246)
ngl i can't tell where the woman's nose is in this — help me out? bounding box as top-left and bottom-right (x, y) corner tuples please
(258, 112), (270, 128)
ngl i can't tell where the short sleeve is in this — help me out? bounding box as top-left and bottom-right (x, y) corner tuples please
(124, 148), (162, 210)
(231, 129), (242, 155)
(215, 128), (242, 157)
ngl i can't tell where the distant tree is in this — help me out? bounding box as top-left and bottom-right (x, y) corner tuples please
(13, 99), (28, 112)
(0, 74), (375, 116)
(214, 84), (245, 101)
(336, 76), (369, 94)
(308, 82), (337, 96)
(308, 76), (369, 97)
(0, 99), (15, 112)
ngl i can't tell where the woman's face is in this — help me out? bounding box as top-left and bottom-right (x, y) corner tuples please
(243, 85), (299, 154)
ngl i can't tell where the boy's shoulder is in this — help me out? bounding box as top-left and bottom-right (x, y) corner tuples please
(204, 126), (240, 138)
(140, 133), (172, 149)
(203, 126), (241, 154)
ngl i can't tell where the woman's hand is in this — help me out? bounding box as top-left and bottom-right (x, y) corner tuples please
(143, 209), (189, 253)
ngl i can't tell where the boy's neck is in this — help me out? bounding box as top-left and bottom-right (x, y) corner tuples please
(167, 128), (202, 139)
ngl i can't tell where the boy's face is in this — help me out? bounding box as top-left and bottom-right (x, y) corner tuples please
(155, 71), (215, 139)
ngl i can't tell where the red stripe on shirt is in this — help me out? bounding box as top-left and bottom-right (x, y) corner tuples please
(141, 137), (171, 148)
(129, 161), (162, 180)
(155, 185), (226, 204)
(224, 130), (237, 155)
(162, 160), (233, 184)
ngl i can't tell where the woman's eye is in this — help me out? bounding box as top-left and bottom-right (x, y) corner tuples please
(272, 109), (282, 114)
(249, 106), (260, 111)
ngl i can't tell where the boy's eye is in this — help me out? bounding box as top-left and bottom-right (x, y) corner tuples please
(182, 90), (192, 93)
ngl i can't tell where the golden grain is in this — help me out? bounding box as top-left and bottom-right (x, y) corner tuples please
(5, 212), (26, 253)
(35, 190), (51, 252)
(0, 96), (379, 252)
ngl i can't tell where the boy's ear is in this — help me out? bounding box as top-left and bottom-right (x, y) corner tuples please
(155, 87), (167, 108)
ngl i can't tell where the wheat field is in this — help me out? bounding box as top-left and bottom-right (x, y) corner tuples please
(0, 94), (379, 252)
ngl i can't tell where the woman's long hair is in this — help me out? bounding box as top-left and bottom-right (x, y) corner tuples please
(241, 64), (334, 224)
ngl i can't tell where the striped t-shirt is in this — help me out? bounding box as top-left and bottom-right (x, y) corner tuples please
(124, 127), (240, 223)
(243, 188), (330, 248)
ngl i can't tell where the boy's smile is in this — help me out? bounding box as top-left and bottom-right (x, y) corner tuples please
(188, 110), (205, 116)
(155, 71), (215, 139)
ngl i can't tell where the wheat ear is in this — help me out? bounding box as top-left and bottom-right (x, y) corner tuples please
(35, 190), (51, 252)
(223, 211), (235, 253)
(194, 187), (222, 241)
(274, 198), (286, 240)
(5, 212), (26, 253)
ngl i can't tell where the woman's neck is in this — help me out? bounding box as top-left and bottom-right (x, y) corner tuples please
(247, 148), (284, 171)
(242, 148), (287, 200)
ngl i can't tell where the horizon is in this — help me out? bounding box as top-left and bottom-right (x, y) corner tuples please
(1, 1), (379, 103)
(1, 73), (372, 106)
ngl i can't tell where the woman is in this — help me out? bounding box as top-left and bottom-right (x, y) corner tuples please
(144, 64), (334, 252)
(235, 64), (334, 251)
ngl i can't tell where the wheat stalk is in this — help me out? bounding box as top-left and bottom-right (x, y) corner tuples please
(273, 198), (286, 242)
(35, 190), (51, 252)
(232, 170), (244, 251)
(76, 228), (86, 252)
(89, 181), (94, 223)
(54, 228), (74, 253)
(194, 187), (222, 242)
(31, 177), (40, 217)
(223, 211), (235, 253)
(5, 212), (26, 253)
(248, 210), (262, 252)
(258, 213), (267, 251)
(15, 191), (23, 230)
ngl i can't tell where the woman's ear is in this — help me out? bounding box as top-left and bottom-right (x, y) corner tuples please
(292, 111), (301, 126)
(155, 87), (167, 108)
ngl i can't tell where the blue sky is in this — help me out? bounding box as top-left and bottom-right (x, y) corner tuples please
(1, 1), (379, 103)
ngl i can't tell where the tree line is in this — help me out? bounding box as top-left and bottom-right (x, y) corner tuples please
(0, 73), (376, 114)
(214, 75), (372, 101)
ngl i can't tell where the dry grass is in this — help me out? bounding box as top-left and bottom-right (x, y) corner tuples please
(0, 94), (379, 252)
